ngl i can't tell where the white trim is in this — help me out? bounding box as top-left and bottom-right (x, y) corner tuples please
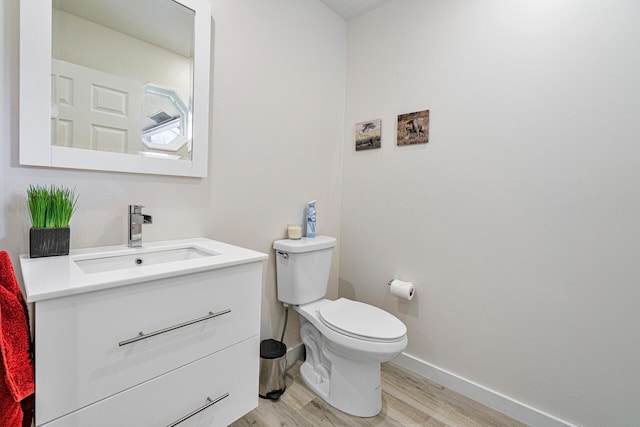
(391, 352), (581, 427)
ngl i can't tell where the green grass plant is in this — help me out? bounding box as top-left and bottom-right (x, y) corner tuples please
(27, 185), (78, 228)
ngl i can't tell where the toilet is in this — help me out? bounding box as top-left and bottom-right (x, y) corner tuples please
(273, 235), (407, 417)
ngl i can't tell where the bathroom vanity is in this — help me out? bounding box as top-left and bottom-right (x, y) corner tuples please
(20, 238), (267, 427)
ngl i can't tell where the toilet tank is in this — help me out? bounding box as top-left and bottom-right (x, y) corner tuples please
(273, 236), (336, 305)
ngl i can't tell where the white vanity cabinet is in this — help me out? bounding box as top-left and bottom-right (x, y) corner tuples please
(21, 238), (267, 427)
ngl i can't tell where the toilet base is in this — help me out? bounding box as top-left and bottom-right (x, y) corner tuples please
(293, 299), (406, 418)
(298, 314), (383, 417)
(299, 356), (382, 417)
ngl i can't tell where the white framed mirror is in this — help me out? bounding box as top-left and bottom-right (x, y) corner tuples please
(19, 0), (211, 177)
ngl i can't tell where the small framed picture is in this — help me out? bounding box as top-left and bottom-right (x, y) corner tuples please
(397, 110), (429, 146)
(355, 119), (381, 151)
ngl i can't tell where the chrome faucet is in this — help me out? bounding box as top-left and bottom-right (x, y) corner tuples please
(128, 205), (152, 247)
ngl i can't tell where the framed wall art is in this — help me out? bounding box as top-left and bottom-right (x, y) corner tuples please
(355, 119), (381, 151)
(397, 110), (429, 146)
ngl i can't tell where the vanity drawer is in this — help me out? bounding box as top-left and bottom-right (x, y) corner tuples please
(45, 335), (260, 427)
(34, 262), (262, 426)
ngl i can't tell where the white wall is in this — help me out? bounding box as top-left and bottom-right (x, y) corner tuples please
(1, 0), (345, 349)
(342, 1), (640, 426)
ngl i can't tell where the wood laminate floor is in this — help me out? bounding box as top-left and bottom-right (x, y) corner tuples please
(231, 360), (527, 427)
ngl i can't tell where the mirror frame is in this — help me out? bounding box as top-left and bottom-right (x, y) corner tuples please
(19, 0), (211, 177)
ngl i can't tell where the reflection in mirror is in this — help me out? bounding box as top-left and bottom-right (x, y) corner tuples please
(51, 0), (195, 160)
(141, 84), (190, 159)
(20, 0), (211, 177)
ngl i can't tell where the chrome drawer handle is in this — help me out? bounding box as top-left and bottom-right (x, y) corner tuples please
(166, 393), (229, 427)
(118, 309), (231, 347)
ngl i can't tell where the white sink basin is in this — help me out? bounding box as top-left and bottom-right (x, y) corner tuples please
(20, 238), (268, 302)
(75, 246), (217, 274)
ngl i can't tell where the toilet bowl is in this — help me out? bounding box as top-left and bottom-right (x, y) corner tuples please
(273, 236), (408, 417)
(295, 298), (407, 417)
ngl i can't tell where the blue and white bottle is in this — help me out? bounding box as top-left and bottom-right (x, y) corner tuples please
(306, 200), (316, 238)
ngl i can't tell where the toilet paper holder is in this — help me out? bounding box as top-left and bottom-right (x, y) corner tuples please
(387, 278), (415, 300)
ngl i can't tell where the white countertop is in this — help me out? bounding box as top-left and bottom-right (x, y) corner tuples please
(20, 238), (268, 302)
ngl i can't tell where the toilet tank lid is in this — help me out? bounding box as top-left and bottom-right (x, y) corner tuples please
(273, 235), (336, 253)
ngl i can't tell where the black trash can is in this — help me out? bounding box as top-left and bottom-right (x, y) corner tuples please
(259, 339), (287, 400)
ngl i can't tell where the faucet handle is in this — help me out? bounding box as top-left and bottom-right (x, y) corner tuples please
(129, 204), (145, 214)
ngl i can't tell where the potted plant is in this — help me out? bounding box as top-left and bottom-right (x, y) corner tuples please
(27, 185), (78, 258)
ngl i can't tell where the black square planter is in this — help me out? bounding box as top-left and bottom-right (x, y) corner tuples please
(29, 227), (70, 258)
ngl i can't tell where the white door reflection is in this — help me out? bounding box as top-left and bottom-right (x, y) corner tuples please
(51, 59), (143, 154)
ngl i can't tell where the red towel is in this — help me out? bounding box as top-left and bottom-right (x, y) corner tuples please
(0, 251), (34, 427)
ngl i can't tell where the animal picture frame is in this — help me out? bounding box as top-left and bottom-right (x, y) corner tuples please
(355, 119), (382, 151)
(397, 109), (429, 146)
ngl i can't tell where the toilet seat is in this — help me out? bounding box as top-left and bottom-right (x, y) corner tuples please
(318, 298), (406, 342)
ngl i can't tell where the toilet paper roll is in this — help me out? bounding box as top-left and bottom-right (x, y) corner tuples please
(389, 279), (415, 301)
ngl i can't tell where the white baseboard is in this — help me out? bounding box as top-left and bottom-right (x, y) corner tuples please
(392, 352), (580, 427)
(286, 342), (304, 366)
